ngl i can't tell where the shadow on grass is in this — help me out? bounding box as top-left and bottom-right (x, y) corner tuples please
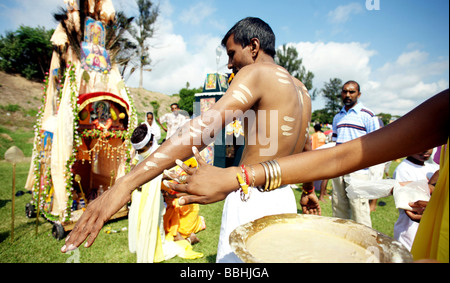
(0, 199), (11, 209)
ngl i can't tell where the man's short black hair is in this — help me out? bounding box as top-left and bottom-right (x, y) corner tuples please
(343, 80), (361, 92)
(131, 124), (154, 145)
(221, 17), (276, 58)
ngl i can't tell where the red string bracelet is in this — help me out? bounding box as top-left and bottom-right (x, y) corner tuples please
(240, 165), (250, 186)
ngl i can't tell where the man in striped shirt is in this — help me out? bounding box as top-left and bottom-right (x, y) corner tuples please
(331, 81), (380, 227)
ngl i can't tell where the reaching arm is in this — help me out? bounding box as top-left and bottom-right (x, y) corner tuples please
(170, 90), (449, 205)
(279, 89), (448, 184)
(61, 65), (266, 253)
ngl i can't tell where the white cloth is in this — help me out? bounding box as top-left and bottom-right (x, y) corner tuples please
(131, 127), (152, 150)
(216, 185), (297, 263)
(136, 175), (165, 263)
(128, 143), (163, 262)
(344, 162), (394, 200)
(128, 189), (142, 253)
(332, 171), (372, 227)
(393, 158), (438, 251)
(144, 121), (161, 146)
(50, 64), (82, 215)
(131, 137), (160, 166)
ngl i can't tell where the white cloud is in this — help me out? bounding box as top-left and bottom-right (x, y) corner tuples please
(126, 9), (228, 95)
(4, 0), (445, 117)
(358, 50), (448, 115)
(366, 50), (449, 115)
(179, 2), (216, 26)
(0, 0), (61, 31)
(144, 33), (226, 93)
(396, 50), (427, 66)
(286, 42), (449, 116)
(141, 22), (449, 116)
(328, 3), (363, 24)
(291, 41), (377, 89)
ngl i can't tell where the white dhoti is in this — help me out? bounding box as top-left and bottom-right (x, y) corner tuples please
(128, 175), (166, 263)
(136, 174), (165, 263)
(216, 185), (297, 263)
(128, 189), (142, 253)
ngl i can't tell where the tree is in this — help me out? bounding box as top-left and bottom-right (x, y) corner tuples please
(311, 108), (335, 125)
(311, 78), (343, 124)
(376, 112), (392, 126)
(106, 11), (137, 79)
(176, 86), (203, 116)
(128, 0), (159, 89)
(275, 44), (315, 95)
(0, 26), (53, 80)
(321, 78), (343, 115)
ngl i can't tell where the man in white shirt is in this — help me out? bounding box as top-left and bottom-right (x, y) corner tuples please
(157, 103), (188, 139)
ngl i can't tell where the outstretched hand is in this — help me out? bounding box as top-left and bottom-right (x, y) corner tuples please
(300, 192), (321, 215)
(61, 178), (131, 253)
(164, 147), (237, 205)
(405, 200), (428, 222)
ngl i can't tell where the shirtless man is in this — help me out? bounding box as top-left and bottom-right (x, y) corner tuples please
(61, 17), (316, 262)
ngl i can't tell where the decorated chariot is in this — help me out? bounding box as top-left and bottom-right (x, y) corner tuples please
(24, 0), (137, 239)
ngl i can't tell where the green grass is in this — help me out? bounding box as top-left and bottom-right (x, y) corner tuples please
(0, 125), (35, 160)
(0, 158), (401, 263)
(0, 160), (224, 263)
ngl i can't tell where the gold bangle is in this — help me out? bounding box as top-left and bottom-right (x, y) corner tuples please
(259, 160), (282, 192)
(260, 162), (270, 192)
(267, 161), (274, 191)
(276, 160), (282, 188)
(267, 161), (275, 192)
(271, 160), (282, 189)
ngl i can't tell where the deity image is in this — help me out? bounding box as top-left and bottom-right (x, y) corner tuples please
(84, 17), (106, 47)
(205, 74), (217, 90)
(81, 42), (111, 72)
(86, 44), (108, 68)
(91, 101), (112, 130)
(89, 23), (103, 45)
(80, 17), (111, 73)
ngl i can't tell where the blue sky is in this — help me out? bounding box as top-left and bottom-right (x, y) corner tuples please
(0, 0), (448, 115)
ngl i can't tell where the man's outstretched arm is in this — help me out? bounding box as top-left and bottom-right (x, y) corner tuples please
(61, 65), (264, 253)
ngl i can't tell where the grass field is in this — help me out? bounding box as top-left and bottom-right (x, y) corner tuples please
(0, 74), (404, 263)
(0, 158), (401, 263)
